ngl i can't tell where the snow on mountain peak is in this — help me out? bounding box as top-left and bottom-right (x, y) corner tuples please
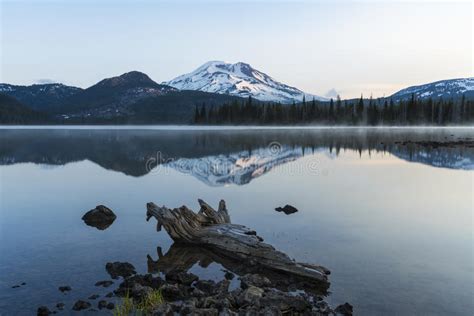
(165, 61), (326, 103)
(391, 77), (474, 100)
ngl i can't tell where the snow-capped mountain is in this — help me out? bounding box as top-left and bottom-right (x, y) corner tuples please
(390, 77), (474, 101)
(165, 61), (326, 104)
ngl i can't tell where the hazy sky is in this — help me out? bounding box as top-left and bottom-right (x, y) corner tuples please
(1, 0), (472, 98)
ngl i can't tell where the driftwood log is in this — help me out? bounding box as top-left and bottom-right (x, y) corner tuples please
(146, 199), (330, 285)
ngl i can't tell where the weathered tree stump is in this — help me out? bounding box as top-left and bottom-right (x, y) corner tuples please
(146, 199), (329, 284)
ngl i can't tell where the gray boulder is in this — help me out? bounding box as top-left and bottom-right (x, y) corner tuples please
(82, 205), (116, 230)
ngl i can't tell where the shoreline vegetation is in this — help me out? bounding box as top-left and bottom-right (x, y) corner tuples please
(1, 93), (473, 126)
(193, 95), (474, 126)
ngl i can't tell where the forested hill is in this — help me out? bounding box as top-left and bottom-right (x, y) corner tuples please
(0, 93), (50, 124)
(194, 95), (474, 126)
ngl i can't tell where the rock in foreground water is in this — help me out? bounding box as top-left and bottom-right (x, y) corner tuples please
(106, 261), (136, 279)
(58, 286), (71, 293)
(37, 306), (51, 316)
(95, 280), (114, 287)
(335, 302), (354, 315)
(275, 204), (298, 214)
(72, 300), (90, 311)
(98, 300), (107, 310)
(82, 205), (116, 230)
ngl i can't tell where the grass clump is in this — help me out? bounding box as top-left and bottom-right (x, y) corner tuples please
(114, 289), (164, 316)
(136, 289), (164, 314)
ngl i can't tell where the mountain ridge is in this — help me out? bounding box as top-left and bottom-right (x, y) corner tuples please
(0, 83), (82, 112)
(0, 71), (249, 123)
(57, 71), (177, 116)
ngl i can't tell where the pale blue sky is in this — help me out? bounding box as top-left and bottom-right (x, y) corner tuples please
(1, 0), (472, 98)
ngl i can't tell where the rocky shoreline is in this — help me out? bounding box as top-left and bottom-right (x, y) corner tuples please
(115, 268), (353, 315)
(37, 261), (352, 315)
(37, 262), (353, 316)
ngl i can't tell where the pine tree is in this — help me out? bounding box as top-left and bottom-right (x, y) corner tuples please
(194, 105), (199, 123)
(328, 98), (334, 123)
(356, 94), (364, 124)
(200, 103), (206, 123)
(336, 95), (342, 123)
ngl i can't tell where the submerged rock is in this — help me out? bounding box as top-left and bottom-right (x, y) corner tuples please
(58, 286), (71, 293)
(98, 300), (107, 310)
(88, 294), (99, 300)
(106, 302), (115, 310)
(72, 300), (91, 311)
(82, 205), (116, 230)
(275, 204), (298, 215)
(55, 303), (64, 310)
(12, 282), (26, 288)
(95, 280), (114, 287)
(335, 302), (353, 315)
(37, 306), (51, 316)
(106, 262), (136, 279)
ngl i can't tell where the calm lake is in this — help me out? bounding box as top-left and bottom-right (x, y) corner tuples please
(0, 127), (473, 315)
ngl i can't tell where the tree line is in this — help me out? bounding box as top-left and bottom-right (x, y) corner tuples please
(194, 94), (474, 125)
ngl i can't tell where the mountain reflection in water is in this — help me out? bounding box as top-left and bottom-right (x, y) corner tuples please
(0, 128), (472, 186)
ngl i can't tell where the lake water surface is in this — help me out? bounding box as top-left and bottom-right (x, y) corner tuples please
(0, 127), (473, 315)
